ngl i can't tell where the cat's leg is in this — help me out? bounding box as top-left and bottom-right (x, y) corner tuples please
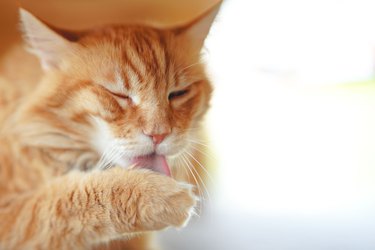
(0, 167), (196, 250)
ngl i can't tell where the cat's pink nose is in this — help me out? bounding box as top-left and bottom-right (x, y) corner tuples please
(145, 133), (169, 144)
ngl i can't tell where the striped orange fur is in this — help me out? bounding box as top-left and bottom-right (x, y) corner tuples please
(0, 2), (220, 250)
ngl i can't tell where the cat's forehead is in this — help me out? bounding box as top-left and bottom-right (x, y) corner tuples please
(76, 26), (181, 90)
(81, 25), (174, 67)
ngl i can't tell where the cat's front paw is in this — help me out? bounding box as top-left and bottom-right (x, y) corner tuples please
(133, 170), (198, 231)
(153, 181), (197, 228)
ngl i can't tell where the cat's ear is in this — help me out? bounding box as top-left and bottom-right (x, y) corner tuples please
(174, 1), (221, 52)
(19, 8), (76, 70)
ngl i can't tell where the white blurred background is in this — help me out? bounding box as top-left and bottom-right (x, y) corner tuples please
(160, 0), (375, 249)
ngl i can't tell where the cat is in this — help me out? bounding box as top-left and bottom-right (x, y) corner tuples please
(0, 2), (220, 250)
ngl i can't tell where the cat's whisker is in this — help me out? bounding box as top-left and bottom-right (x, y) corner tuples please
(180, 153), (204, 214)
(105, 146), (127, 170)
(184, 150), (215, 191)
(97, 142), (120, 169)
(90, 117), (128, 169)
(187, 139), (210, 148)
(101, 144), (126, 170)
(187, 143), (217, 166)
(182, 153), (211, 204)
(183, 156), (208, 216)
(186, 125), (203, 130)
(181, 153), (210, 198)
(175, 156), (190, 182)
(96, 141), (124, 170)
(175, 156), (202, 214)
(185, 127), (204, 135)
(188, 142), (211, 155)
(100, 148), (119, 170)
(178, 61), (203, 74)
(186, 134), (210, 142)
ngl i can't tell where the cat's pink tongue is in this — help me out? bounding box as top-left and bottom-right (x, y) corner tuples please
(131, 154), (171, 176)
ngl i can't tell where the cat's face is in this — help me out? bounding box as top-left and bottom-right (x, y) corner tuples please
(19, 7), (218, 173)
(58, 27), (212, 169)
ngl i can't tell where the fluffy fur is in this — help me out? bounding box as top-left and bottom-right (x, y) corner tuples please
(0, 3), (219, 250)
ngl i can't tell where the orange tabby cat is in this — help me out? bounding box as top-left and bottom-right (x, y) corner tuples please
(0, 2), (220, 250)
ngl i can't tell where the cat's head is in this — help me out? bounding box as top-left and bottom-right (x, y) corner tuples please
(18, 4), (220, 174)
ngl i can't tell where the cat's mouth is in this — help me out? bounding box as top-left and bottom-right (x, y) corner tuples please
(130, 154), (171, 177)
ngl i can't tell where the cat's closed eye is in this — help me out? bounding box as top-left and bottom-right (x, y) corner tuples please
(110, 91), (130, 100)
(168, 89), (189, 100)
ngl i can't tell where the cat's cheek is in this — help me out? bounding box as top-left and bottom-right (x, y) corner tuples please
(113, 157), (132, 169)
(156, 137), (187, 156)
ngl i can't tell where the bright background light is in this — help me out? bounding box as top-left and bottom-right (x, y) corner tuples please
(160, 0), (375, 249)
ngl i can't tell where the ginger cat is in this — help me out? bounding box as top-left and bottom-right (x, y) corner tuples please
(0, 3), (220, 250)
